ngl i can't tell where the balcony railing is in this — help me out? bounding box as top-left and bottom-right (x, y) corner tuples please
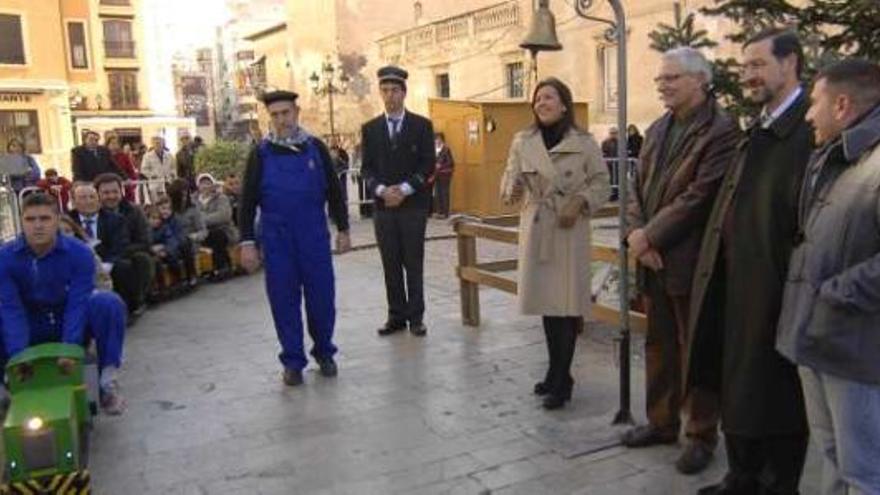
(101, 0), (131, 5)
(378, 0), (520, 61)
(104, 40), (136, 59)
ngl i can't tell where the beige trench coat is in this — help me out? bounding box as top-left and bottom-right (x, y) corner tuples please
(500, 127), (610, 317)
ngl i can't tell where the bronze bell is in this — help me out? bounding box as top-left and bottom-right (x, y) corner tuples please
(520, 0), (563, 56)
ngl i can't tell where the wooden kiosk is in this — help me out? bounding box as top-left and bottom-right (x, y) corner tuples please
(428, 99), (589, 218)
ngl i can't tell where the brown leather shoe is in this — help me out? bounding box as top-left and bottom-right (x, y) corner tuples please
(621, 424), (678, 448)
(676, 441), (714, 475)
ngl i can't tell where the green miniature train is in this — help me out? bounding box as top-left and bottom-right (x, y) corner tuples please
(1, 343), (92, 495)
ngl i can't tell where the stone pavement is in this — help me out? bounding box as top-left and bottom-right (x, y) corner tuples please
(89, 216), (821, 494)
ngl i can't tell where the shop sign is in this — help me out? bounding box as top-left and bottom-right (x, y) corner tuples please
(0, 92), (37, 103)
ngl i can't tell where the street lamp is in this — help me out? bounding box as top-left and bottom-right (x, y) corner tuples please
(309, 60), (350, 141)
(521, 0), (633, 426)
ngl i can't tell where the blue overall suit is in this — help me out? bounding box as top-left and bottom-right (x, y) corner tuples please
(258, 139), (338, 372)
(0, 234), (126, 381)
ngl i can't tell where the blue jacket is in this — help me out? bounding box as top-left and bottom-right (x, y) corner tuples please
(0, 234), (96, 357)
(150, 217), (185, 261)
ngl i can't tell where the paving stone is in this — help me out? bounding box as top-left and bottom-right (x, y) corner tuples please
(85, 217), (821, 494)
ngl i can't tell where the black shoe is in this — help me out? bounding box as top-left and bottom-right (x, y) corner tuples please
(533, 382), (550, 395)
(621, 424), (678, 448)
(675, 441), (714, 475)
(282, 369), (303, 386)
(409, 322), (427, 336)
(377, 322), (406, 336)
(542, 394), (569, 410)
(697, 477), (758, 495)
(318, 358), (338, 377)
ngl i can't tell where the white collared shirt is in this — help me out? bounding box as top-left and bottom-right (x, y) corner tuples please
(79, 213), (98, 239)
(376, 109), (414, 198)
(385, 109), (406, 138)
(761, 86), (803, 129)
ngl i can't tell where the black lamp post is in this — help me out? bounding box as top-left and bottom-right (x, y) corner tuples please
(309, 60), (350, 141)
(521, 0), (633, 426)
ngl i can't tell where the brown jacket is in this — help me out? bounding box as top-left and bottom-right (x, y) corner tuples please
(626, 98), (741, 295)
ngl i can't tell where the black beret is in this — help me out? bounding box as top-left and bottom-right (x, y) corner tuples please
(260, 90), (299, 106)
(377, 65), (408, 84)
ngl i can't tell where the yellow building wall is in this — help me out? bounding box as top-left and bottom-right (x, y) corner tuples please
(0, 0), (75, 175)
(0, 1), (68, 82)
(252, 27), (292, 135)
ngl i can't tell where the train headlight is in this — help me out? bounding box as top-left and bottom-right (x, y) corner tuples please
(26, 417), (44, 431)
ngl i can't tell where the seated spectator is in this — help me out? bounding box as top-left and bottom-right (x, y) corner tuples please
(196, 174), (238, 278)
(94, 173), (156, 316)
(0, 193), (126, 414)
(37, 168), (72, 213)
(68, 184), (145, 320)
(146, 199), (197, 288)
(106, 134), (138, 203)
(222, 173), (241, 226)
(167, 178), (207, 244)
(59, 215), (113, 291)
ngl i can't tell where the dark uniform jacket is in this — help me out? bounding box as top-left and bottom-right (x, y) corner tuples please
(360, 111), (435, 211)
(687, 94), (812, 435)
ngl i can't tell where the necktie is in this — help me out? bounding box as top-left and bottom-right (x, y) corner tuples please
(389, 117), (401, 142)
(83, 216), (96, 239)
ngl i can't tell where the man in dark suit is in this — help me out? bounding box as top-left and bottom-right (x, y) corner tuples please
(69, 184), (143, 317)
(623, 47), (741, 474)
(95, 173), (156, 317)
(72, 131), (121, 183)
(361, 66), (435, 337)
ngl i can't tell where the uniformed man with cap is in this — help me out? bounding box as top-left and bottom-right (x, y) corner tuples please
(361, 66), (436, 337)
(238, 89), (351, 386)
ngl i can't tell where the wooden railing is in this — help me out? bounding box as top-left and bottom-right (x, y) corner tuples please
(454, 205), (647, 331)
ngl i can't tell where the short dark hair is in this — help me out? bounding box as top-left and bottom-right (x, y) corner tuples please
(21, 192), (59, 213)
(434, 132), (445, 141)
(531, 77), (577, 132)
(816, 58), (880, 111)
(744, 28), (804, 78)
(84, 130), (100, 139)
(94, 172), (123, 191)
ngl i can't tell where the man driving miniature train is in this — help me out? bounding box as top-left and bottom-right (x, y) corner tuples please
(0, 193), (127, 415)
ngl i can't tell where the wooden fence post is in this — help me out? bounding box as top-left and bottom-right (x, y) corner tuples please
(456, 227), (480, 326)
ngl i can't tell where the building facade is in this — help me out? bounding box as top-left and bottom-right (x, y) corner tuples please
(375, 0), (741, 135)
(0, 0), (194, 177)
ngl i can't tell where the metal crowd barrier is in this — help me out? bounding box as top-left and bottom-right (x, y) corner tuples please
(0, 182), (19, 243)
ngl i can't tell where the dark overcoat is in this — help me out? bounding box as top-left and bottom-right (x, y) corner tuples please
(685, 94), (813, 435)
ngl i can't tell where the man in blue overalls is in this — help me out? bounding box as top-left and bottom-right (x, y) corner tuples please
(238, 90), (351, 386)
(0, 192), (127, 414)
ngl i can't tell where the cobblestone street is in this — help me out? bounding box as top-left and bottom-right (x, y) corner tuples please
(89, 218), (821, 494)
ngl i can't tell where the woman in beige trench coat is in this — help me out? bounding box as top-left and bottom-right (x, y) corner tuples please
(501, 77), (610, 409)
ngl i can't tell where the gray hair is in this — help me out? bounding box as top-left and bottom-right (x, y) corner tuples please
(662, 47), (713, 85)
